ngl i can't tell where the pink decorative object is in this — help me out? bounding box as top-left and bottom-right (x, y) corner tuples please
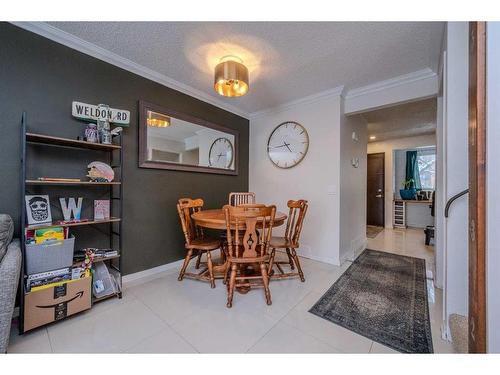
(94, 200), (110, 220)
(87, 161), (114, 182)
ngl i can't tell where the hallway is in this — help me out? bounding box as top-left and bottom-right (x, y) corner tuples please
(367, 227), (453, 353)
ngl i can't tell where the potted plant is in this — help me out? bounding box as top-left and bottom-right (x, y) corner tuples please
(400, 179), (417, 200)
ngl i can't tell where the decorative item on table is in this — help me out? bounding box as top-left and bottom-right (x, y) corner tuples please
(94, 200), (110, 220)
(400, 178), (417, 200)
(34, 226), (64, 244)
(87, 161), (114, 182)
(84, 123), (99, 143)
(25, 195), (52, 226)
(59, 197), (83, 221)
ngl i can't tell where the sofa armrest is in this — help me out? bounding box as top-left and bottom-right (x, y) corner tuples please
(0, 238), (22, 353)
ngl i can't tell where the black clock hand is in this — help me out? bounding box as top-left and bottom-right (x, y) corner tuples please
(284, 141), (292, 152)
(272, 144), (288, 149)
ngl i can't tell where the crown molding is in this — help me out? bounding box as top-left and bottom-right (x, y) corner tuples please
(11, 22), (250, 119)
(249, 85), (345, 119)
(345, 68), (437, 99)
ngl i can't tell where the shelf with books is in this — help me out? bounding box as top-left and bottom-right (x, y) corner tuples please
(26, 132), (121, 151)
(26, 179), (121, 186)
(73, 254), (120, 268)
(25, 217), (121, 231)
(19, 112), (124, 334)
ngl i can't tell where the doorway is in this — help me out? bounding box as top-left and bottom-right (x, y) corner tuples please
(367, 152), (385, 227)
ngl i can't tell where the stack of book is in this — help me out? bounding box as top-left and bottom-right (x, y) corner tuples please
(95, 249), (119, 258)
(73, 248), (119, 262)
(26, 267), (72, 292)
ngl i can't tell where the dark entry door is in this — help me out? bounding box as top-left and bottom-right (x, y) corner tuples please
(367, 153), (385, 226)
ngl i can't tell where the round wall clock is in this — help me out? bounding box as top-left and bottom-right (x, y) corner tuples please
(209, 137), (234, 169)
(267, 121), (309, 169)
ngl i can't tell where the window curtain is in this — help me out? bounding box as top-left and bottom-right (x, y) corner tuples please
(405, 150), (421, 189)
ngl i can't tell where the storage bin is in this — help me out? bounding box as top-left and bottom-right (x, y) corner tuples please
(25, 235), (75, 275)
(24, 276), (91, 331)
(92, 262), (118, 299)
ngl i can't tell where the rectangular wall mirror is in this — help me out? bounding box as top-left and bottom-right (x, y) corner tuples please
(139, 101), (238, 175)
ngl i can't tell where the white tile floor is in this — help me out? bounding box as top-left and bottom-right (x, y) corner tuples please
(8, 227), (455, 353)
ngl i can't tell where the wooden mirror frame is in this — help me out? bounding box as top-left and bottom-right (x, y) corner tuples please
(138, 100), (239, 175)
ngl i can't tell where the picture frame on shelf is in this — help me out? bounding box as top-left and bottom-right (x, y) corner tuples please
(25, 195), (52, 226)
(94, 200), (110, 220)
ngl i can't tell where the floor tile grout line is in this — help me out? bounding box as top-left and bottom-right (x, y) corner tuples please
(368, 341), (374, 353)
(131, 292), (200, 353)
(246, 286), (326, 353)
(45, 327), (54, 353)
(277, 308), (351, 353)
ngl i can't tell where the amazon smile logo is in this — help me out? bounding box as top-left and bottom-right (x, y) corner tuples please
(35, 291), (84, 309)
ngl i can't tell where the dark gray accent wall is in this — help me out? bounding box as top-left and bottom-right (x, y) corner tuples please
(0, 23), (249, 275)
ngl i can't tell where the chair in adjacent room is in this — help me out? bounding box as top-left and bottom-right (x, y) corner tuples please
(223, 204), (276, 307)
(268, 199), (308, 282)
(176, 198), (221, 288)
(228, 192), (256, 206)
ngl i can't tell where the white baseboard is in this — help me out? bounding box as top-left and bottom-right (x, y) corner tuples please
(339, 236), (367, 265)
(122, 259), (184, 286)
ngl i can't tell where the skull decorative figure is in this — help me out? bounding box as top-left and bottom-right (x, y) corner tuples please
(29, 196), (49, 222)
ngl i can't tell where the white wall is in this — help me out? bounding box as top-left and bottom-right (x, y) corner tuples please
(249, 94), (342, 265)
(486, 21), (500, 353)
(344, 69), (439, 115)
(367, 134), (437, 228)
(435, 94), (445, 289)
(339, 111), (368, 263)
(441, 22), (469, 339)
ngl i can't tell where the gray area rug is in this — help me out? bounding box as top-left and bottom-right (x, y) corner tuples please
(309, 249), (433, 353)
(366, 225), (384, 239)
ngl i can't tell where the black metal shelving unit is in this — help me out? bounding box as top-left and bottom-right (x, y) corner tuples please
(19, 112), (124, 334)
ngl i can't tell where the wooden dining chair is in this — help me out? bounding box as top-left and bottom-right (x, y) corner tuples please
(268, 200), (308, 282)
(228, 192), (256, 206)
(176, 198), (221, 288)
(223, 204), (276, 307)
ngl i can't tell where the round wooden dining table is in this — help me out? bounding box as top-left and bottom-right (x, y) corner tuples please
(191, 208), (288, 230)
(191, 208), (287, 293)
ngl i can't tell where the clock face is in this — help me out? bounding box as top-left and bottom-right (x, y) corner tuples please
(267, 121), (309, 169)
(209, 137), (234, 169)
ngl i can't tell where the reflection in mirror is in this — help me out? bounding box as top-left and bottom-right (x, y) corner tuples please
(146, 110), (235, 170)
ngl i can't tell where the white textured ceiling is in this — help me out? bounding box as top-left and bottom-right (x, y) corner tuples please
(363, 98), (437, 142)
(47, 22), (445, 115)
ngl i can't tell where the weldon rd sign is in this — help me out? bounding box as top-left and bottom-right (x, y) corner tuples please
(72, 101), (130, 126)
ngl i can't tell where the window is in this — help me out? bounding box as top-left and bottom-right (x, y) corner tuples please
(417, 148), (436, 189)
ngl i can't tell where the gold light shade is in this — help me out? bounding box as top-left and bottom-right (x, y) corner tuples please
(147, 110), (170, 128)
(214, 57), (249, 97)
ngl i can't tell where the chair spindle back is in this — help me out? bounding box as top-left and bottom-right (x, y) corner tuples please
(228, 192), (256, 207)
(177, 198), (204, 246)
(284, 200), (308, 247)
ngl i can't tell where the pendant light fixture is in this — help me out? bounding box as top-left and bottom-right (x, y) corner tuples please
(147, 110), (170, 128)
(214, 56), (249, 97)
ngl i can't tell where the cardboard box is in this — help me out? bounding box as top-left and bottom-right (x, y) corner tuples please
(24, 276), (91, 331)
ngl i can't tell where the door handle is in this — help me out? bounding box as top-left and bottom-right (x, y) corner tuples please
(375, 194), (383, 198)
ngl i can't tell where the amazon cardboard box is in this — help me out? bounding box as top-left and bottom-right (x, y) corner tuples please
(24, 276), (91, 331)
